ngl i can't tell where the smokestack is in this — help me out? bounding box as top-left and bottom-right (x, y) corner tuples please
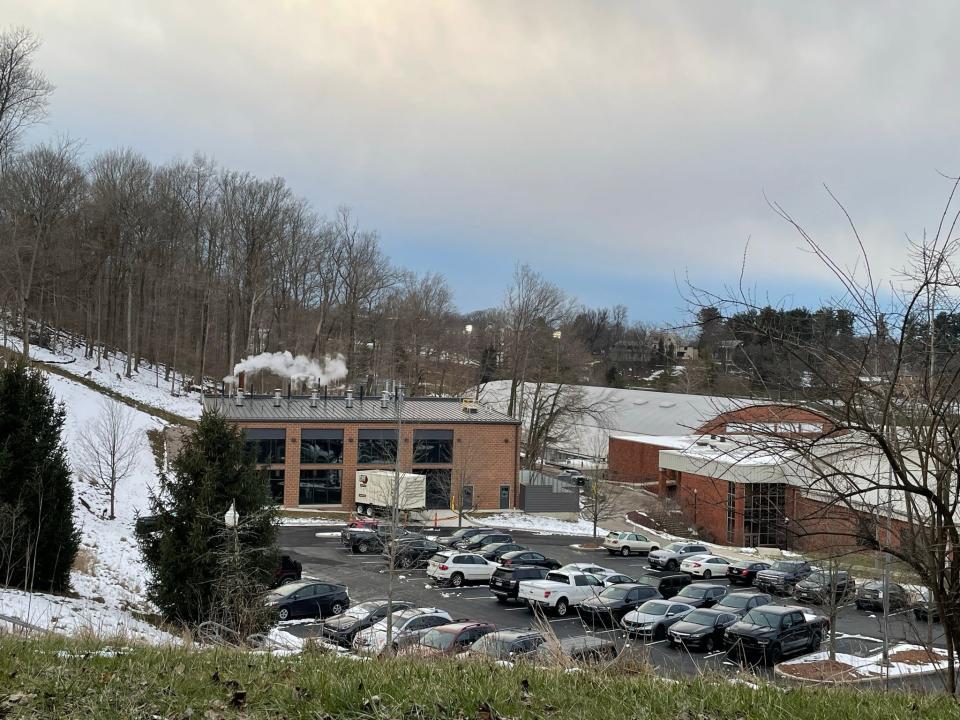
(238, 371), (246, 391)
(236, 388), (244, 407)
(310, 388), (318, 408)
(273, 388), (282, 407)
(345, 387), (354, 409)
(381, 390), (389, 410)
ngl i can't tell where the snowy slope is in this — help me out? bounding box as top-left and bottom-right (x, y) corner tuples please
(1, 334), (202, 421)
(0, 371), (168, 639)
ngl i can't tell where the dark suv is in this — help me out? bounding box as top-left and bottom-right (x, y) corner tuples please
(794, 570), (854, 605)
(489, 565), (550, 603)
(634, 572), (692, 598)
(755, 560), (812, 595)
(855, 581), (910, 611)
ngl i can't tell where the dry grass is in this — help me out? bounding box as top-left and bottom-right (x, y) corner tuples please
(71, 548), (97, 576)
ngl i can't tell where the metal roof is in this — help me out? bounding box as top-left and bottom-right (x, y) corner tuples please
(202, 394), (518, 425)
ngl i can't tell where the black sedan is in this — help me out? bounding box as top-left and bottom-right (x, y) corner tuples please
(458, 532), (513, 551)
(667, 583), (727, 609)
(667, 609), (740, 653)
(393, 539), (445, 569)
(480, 542), (527, 562)
(499, 550), (561, 570)
(726, 560), (771, 586)
(319, 600), (414, 647)
(265, 580), (350, 621)
(577, 583), (661, 626)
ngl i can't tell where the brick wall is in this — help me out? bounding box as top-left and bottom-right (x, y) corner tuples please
(673, 472), (736, 545)
(789, 490), (909, 554)
(236, 420), (518, 511)
(697, 405), (835, 436)
(608, 437), (669, 485)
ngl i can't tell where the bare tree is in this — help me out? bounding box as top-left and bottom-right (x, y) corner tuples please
(582, 430), (623, 541)
(77, 397), (140, 519)
(0, 27), (54, 164)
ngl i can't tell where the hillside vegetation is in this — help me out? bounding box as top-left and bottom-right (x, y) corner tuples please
(1, 635), (957, 720)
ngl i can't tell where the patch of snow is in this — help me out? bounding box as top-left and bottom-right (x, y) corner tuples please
(480, 513), (609, 537)
(623, 515), (685, 543)
(280, 517), (342, 527)
(780, 643), (949, 679)
(0, 589), (177, 644)
(314, 531), (343, 538)
(738, 547), (759, 555)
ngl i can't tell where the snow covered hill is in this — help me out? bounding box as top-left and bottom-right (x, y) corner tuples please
(0, 370), (176, 643)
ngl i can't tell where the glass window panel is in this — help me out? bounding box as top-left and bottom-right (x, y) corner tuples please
(357, 429), (397, 464)
(299, 469), (342, 505)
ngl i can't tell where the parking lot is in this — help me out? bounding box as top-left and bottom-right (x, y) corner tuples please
(278, 525), (947, 681)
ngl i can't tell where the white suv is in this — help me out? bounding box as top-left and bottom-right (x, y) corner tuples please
(603, 531), (659, 557)
(426, 551), (498, 587)
(353, 607), (452, 653)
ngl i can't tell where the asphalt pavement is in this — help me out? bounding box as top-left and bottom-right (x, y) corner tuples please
(277, 525), (947, 683)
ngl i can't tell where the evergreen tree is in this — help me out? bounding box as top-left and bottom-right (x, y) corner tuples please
(137, 411), (278, 628)
(0, 361), (79, 592)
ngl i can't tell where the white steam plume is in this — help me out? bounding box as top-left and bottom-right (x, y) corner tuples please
(224, 351), (348, 388)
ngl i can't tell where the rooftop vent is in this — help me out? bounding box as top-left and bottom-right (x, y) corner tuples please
(310, 388), (318, 408)
(235, 389), (244, 407)
(345, 388), (354, 409)
(461, 398), (480, 413)
(658, 401), (676, 408)
(633, 400), (648, 406)
(273, 388), (282, 407)
(381, 390), (389, 410)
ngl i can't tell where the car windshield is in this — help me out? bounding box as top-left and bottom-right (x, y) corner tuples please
(481, 543), (502, 551)
(806, 572), (833, 584)
(606, 531), (622, 539)
(269, 582), (312, 598)
(743, 609), (781, 628)
(718, 594), (751, 609)
(684, 610), (716, 626)
(677, 585), (708, 599)
(664, 543), (685, 553)
(429, 554), (449, 563)
(344, 601), (381, 619)
(770, 561), (803, 572)
(450, 529), (471, 538)
(471, 634), (520, 658)
(545, 572), (568, 583)
(637, 601), (669, 616)
(420, 628), (457, 651)
(599, 586), (630, 600)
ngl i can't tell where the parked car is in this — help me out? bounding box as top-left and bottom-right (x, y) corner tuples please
(679, 555), (732, 579)
(264, 580), (349, 621)
(913, 589), (940, 622)
(794, 570), (854, 605)
(457, 532), (513, 551)
(634, 571), (692, 598)
(577, 583), (661, 626)
(724, 605), (828, 664)
(667, 583), (727, 609)
(426, 551), (498, 587)
(465, 629), (545, 661)
(647, 542), (711, 571)
(668, 608), (740, 653)
(393, 539), (445, 569)
(347, 525), (420, 554)
(755, 560), (813, 595)
(320, 600), (415, 647)
(499, 550), (562, 570)
(353, 607), (453, 653)
(726, 560), (771, 586)
(621, 600), (695, 640)
(603, 531), (660, 556)
(559, 563), (616, 577)
(480, 542), (527, 562)
(600, 573), (637, 586)
(272, 555), (302, 587)
(489, 565), (550, 603)
(518, 570), (605, 616)
(529, 635), (619, 664)
(436, 527), (494, 547)
(712, 591), (774, 618)
(855, 580), (910, 612)
(403, 622), (496, 657)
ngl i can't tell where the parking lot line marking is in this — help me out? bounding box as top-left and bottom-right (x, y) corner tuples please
(360, 561), (382, 564)
(646, 640), (667, 646)
(461, 596), (496, 601)
(548, 617), (580, 624)
(703, 651), (726, 659)
(503, 607), (529, 611)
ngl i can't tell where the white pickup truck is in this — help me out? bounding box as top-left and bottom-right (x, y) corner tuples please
(517, 570), (605, 617)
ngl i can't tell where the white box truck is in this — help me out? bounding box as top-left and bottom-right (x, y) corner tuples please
(354, 470), (427, 516)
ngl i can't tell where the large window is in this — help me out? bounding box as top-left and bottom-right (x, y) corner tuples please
(357, 428), (397, 464)
(299, 469), (342, 505)
(300, 429), (343, 464)
(413, 429), (453, 464)
(743, 483), (786, 547)
(726, 481), (736, 543)
(422, 469), (452, 510)
(268, 469), (285, 504)
(244, 428), (286, 464)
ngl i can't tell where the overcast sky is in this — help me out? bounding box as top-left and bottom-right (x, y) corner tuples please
(5, 1), (960, 324)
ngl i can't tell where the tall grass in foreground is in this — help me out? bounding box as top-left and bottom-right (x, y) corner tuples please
(0, 634), (958, 719)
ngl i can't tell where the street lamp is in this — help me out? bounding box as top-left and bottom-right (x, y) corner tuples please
(224, 500), (239, 528)
(552, 330), (562, 376)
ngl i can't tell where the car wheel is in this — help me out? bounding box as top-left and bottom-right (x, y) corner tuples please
(667, 638), (675, 648)
(620, 546), (631, 557)
(356, 504), (365, 515)
(549, 562), (561, 570)
(667, 560), (678, 571)
(703, 569), (712, 579)
(767, 642), (783, 665)
(555, 599), (569, 617)
(365, 506), (375, 517)
(704, 637), (716, 653)
(607, 549), (616, 556)
(653, 625), (666, 641)
(810, 631), (821, 650)
(648, 547), (659, 554)
(495, 595), (507, 604)
(855, 602), (864, 611)
(356, 541), (371, 554)
(278, 608), (290, 621)
(450, 572), (465, 588)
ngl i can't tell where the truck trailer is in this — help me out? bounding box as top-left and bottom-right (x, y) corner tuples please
(354, 470), (427, 517)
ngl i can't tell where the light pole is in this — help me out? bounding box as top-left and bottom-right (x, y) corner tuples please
(224, 499), (240, 557)
(553, 330), (562, 377)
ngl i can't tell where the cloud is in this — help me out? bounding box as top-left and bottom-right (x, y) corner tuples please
(6, 1), (960, 318)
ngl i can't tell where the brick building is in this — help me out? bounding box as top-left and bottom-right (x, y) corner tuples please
(203, 391), (520, 513)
